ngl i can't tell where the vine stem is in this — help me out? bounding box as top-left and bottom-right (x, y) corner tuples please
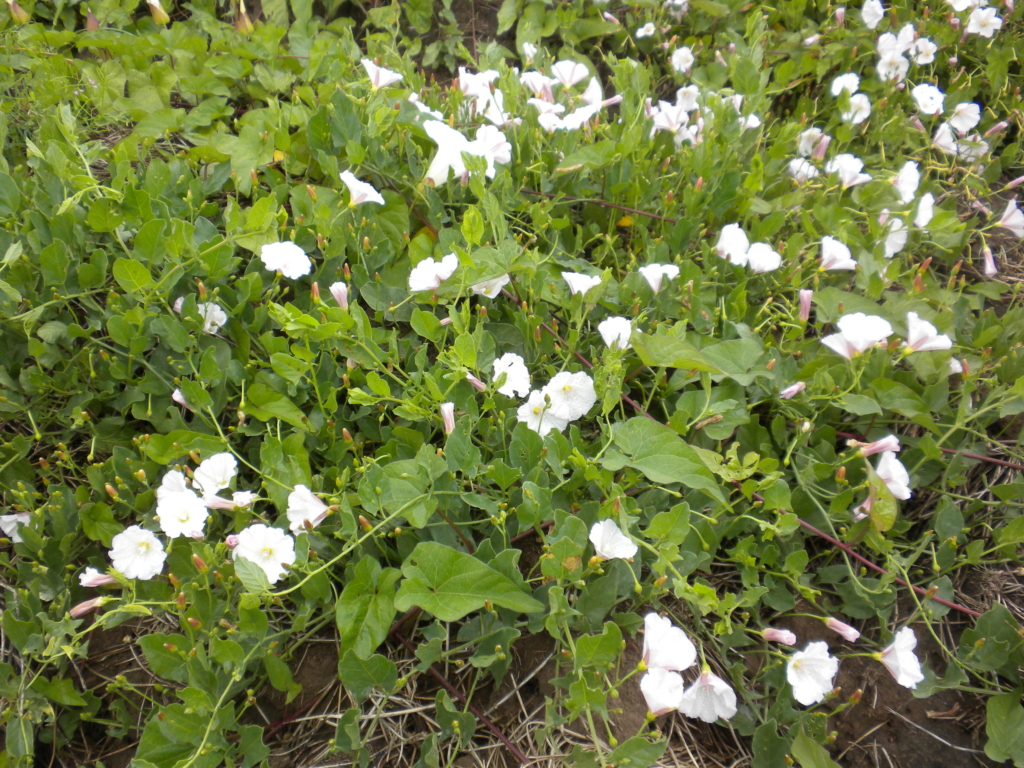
(834, 428), (1024, 472)
(519, 189), (678, 224)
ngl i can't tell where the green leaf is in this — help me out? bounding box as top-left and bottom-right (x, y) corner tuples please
(837, 394), (882, 416)
(137, 633), (189, 682)
(31, 676), (87, 706)
(112, 258), (154, 295)
(264, 653), (302, 703)
(631, 332), (720, 372)
(574, 622), (623, 671)
(259, 433), (312, 515)
(245, 383), (313, 432)
(337, 650), (397, 703)
(986, 692), (1024, 766)
(462, 205), (484, 247)
(80, 502), (123, 546)
(142, 431), (226, 464)
(336, 557), (400, 659)
(40, 241), (70, 286)
(394, 542), (545, 621)
(732, 57), (760, 95)
(791, 728), (841, 768)
(606, 737), (666, 768)
(235, 556), (273, 594)
(752, 720), (789, 768)
(555, 140), (618, 173)
(863, 459), (898, 532)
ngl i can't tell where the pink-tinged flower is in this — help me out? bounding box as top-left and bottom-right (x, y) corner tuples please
(780, 382), (807, 400)
(232, 524), (296, 585)
(820, 313), (893, 359)
(804, 33), (821, 45)
(799, 289), (813, 322)
(985, 121), (1009, 138)
(202, 494), (238, 510)
(516, 390), (569, 436)
(905, 312), (953, 352)
(471, 274), (511, 299)
(225, 534), (240, 549)
(172, 388), (196, 412)
(520, 71), (558, 101)
(878, 627), (925, 688)
(339, 171), (385, 206)
(465, 373), (487, 392)
(835, 5), (846, 24)
(820, 236), (857, 270)
(638, 264), (680, 293)
(598, 316), (633, 350)
(983, 248), (999, 276)
(589, 519), (638, 560)
(79, 567), (117, 587)
(562, 271), (603, 296)
(812, 133), (831, 161)
(787, 642), (839, 705)
(550, 60), (590, 88)
(286, 485), (329, 533)
(679, 671), (738, 723)
(998, 198), (1024, 237)
(109, 526), (167, 580)
(71, 596), (110, 618)
(877, 451), (912, 499)
(797, 127), (823, 157)
(966, 6), (1002, 36)
(440, 402), (456, 435)
(861, 0), (884, 29)
(643, 613), (697, 671)
(763, 627), (798, 646)
(640, 668), (684, 715)
(825, 617), (861, 642)
(849, 434), (900, 456)
(409, 254), (459, 292)
(826, 154), (871, 187)
(329, 282), (349, 310)
(361, 59), (403, 89)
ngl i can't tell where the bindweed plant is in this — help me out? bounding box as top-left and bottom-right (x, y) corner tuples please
(1, 0), (1024, 765)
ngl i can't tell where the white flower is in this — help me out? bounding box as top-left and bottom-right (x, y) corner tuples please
(329, 281), (349, 310)
(892, 161), (920, 203)
(842, 93), (872, 125)
(232, 524), (296, 585)
(999, 198), (1024, 237)
(877, 451), (912, 499)
(746, 243), (781, 273)
(580, 77), (603, 106)
(933, 122), (959, 155)
(157, 470), (190, 500)
(738, 114), (762, 131)
(589, 519), (638, 559)
(79, 567), (117, 587)
(287, 484), (329, 533)
(473, 124), (513, 171)
(780, 382), (806, 399)
(957, 134), (989, 163)
(156, 489), (209, 538)
(640, 668), (684, 715)
(0, 513), (29, 542)
(636, 22), (656, 38)
(949, 103), (981, 135)
(787, 642), (839, 706)
(884, 217), (908, 258)
(947, 0), (985, 10)
(826, 154), (871, 187)
(109, 526), (167, 580)
(638, 264), (679, 293)
(458, 66), (499, 100)
(520, 71), (558, 100)
(232, 491), (258, 508)
(422, 121), (473, 186)
(471, 274), (510, 298)
(409, 254), (459, 292)
(911, 83), (945, 116)
(529, 98), (565, 116)
(915, 193), (935, 228)
(877, 53), (909, 83)
(820, 313), (893, 359)
(651, 101), (694, 146)
(339, 171), (385, 206)
(192, 452), (237, 495)
(831, 73), (860, 96)
(440, 402), (455, 434)
(516, 390), (569, 435)
(905, 311), (953, 352)
(678, 671), (738, 723)
(671, 46), (694, 74)
(543, 371), (597, 421)
(861, 0), (884, 28)
(949, 358), (964, 375)
(492, 353), (531, 398)
(598, 316), (633, 350)
(361, 59), (402, 89)
(849, 434), (901, 456)
(261, 241), (312, 279)
(716, 223), (750, 265)
(171, 388), (194, 412)
(195, 303), (227, 334)
(879, 627), (925, 689)
(911, 37), (937, 64)
(789, 158), (820, 182)
(967, 6), (1002, 36)
(642, 613), (697, 671)
(408, 93), (443, 120)
(550, 60), (590, 88)
(820, 236), (857, 270)
(559, 105), (601, 131)
(797, 127), (823, 157)
(825, 617), (861, 642)
(562, 271), (603, 296)
(675, 85), (700, 112)
(522, 42), (537, 63)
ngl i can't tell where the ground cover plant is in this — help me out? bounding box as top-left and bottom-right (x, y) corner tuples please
(1, 0), (1024, 765)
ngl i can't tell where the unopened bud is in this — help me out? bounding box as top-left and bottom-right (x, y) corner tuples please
(187, 617), (201, 630)
(359, 515), (372, 531)
(311, 282), (321, 302)
(105, 483), (118, 499)
(192, 554), (208, 573)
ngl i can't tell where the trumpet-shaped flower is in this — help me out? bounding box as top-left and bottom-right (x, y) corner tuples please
(157, 489), (209, 539)
(797, 127), (824, 157)
(745, 242), (782, 273)
(232, 524), (296, 585)
(520, 71), (558, 100)
(589, 519), (638, 560)
(915, 193), (935, 228)
(361, 59), (403, 89)
(789, 158), (820, 182)
(562, 271), (603, 296)
(763, 627), (798, 645)
(831, 73), (860, 96)
(827, 154), (871, 187)
(598, 316), (633, 350)
(678, 671), (738, 723)
(157, 470), (190, 500)
(820, 236), (857, 270)
(849, 434), (901, 456)
(949, 103), (981, 135)
(329, 281), (349, 310)
(825, 617), (861, 642)
(967, 6), (1002, 36)
(172, 388), (195, 412)
(440, 402), (456, 435)
(471, 274), (511, 298)
(820, 313), (893, 359)
(905, 312), (953, 352)
(884, 217), (908, 258)
(780, 382), (807, 399)
(516, 390), (569, 435)
(911, 84), (945, 116)
(877, 53), (909, 83)
(638, 264), (679, 293)
(340, 171), (385, 206)
(643, 613), (697, 671)
(193, 452), (237, 495)
(933, 122), (959, 155)
(287, 484), (329, 533)
(0, 513), (29, 542)
(716, 223), (750, 265)
(79, 567), (117, 587)
(879, 627), (925, 688)
(787, 642), (839, 706)
(911, 37), (937, 64)
(640, 668), (684, 715)
(877, 451), (912, 499)
(842, 93), (872, 125)
(458, 66), (499, 100)
(892, 161), (920, 204)
(550, 60), (590, 88)
(179, 302), (227, 334)
(543, 371), (597, 421)
(636, 22), (656, 37)
(261, 241), (312, 279)
(422, 121), (510, 186)
(671, 46), (694, 74)
(408, 93), (443, 120)
(799, 289), (813, 322)
(409, 254), (459, 292)
(998, 198), (1024, 237)
(110, 526), (167, 580)
(861, 0), (884, 28)
(675, 85), (700, 112)
(492, 353), (531, 398)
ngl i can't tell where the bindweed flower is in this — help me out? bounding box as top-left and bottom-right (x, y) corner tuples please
(146, 0), (169, 24)
(79, 567), (117, 587)
(787, 642), (839, 706)
(458, 66), (499, 100)
(7, 0), (30, 23)
(261, 241), (312, 279)
(827, 154), (871, 187)
(516, 390), (569, 435)
(329, 282), (349, 310)
(225, 534), (240, 549)
(905, 312), (953, 352)
(232, 524), (296, 584)
(949, 103), (981, 135)
(911, 83), (945, 116)
(966, 6), (1002, 36)
(157, 488), (209, 539)
(892, 161), (920, 204)
(408, 93), (443, 120)
(465, 373), (487, 392)
(911, 37), (937, 64)
(932, 122), (959, 155)
(286, 485), (329, 533)
(998, 198), (1024, 237)
(598, 316), (633, 350)
(588, 519), (638, 560)
(562, 271), (603, 296)
(409, 254), (459, 292)
(422, 121), (510, 186)
(799, 289), (813, 322)
(109, 526), (167, 580)
(797, 127), (823, 157)
(0, 513), (28, 542)
(640, 668), (684, 715)
(915, 193), (935, 228)
(520, 71), (558, 101)
(811, 133), (831, 161)
(835, 5), (845, 23)
(543, 371), (597, 421)
(878, 627), (925, 689)
(985, 121), (1009, 138)
(643, 613), (697, 671)
(861, 0), (884, 29)
(157, 470), (189, 500)
(361, 59), (403, 89)
(825, 617), (861, 642)
(636, 22), (656, 38)
(678, 671), (738, 723)
(877, 52), (909, 83)
(522, 42), (537, 63)
(877, 451), (912, 499)
(339, 171), (385, 206)
(789, 158), (820, 182)
(638, 263), (680, 293)
(745, 243), (781, 273)
(820, 236), (857, 271)
(820, 313), (893, 359)
(71, 596), (110, 618)
(842, 93), (872, 125)
(831, 73), (860, 96)
(470, 274), (511, 298)
(884, 217), (908, 258)
(550, 60), (590, 88)
(716, 223), (750, 265)
(780, 382), (807, 399)
(440, 402), (456, 435)
(193, 453), (237, 495)
(492, 353), (531, 398)
(849, 434), (900, 456)
(670, 46), (694, 74)
(172, 388), (195, 412)
(764, 627), (798, 646)
(232, 491), (257, 508)
(983, 247), (999, 276)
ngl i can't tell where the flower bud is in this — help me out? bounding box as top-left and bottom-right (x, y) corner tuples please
(798, 288), (813, 322)
(225, 535), (239, 549)
(71, 596), (109, 618)
(835, 6), (845, 25)
(811, 134), (831, 161)
(86, 6), (100, 29)
(359, 515), (372, 531)
(465, 373), (487, 392)
(985, 121), (1009, 138)
(146, 0), (169, 24)
(192, 553), (208, 573)
(983, 248), (998, 277)
(187, 617), (201, 629)
(762, 627), (797, 645)
(311, 282), (321, 303)
(7, 0), (31, 23)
